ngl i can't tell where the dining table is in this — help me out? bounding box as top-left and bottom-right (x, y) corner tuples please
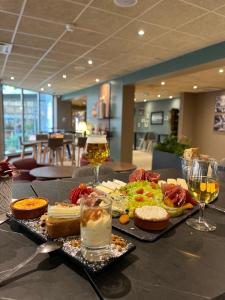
(1, 168), (225, 299)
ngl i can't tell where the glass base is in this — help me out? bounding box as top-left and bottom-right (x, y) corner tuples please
(186, 217), (216, 232)
(81, 245), (111, 262)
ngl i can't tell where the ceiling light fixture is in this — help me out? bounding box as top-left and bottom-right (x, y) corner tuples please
(88, 60), (93, 65)
(138, 30), (145, 36)
(144, 99), (147, 102)
(95, 78), (100, 82)
(62, 74), (67, 79)
(41, 88), (44, 91)
(134, 98), (136, 101)
(161, 81), (165, 85)
(157, 94), (161, 98)
(48, 83), (51, 87)
(219, 68), (224, 73)
(169, 95), (173, 99)
(10, 76), (14, 80)
(193, 85), (198, 89)
(113, 0), (138, 7)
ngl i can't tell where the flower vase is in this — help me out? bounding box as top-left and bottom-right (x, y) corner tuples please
(0, 178), (12, 213)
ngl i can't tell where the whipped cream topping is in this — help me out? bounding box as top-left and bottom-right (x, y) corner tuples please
(48, 204), (80, 218)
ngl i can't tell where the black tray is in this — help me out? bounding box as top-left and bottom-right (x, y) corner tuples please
(8, 214), (135, 273)
(112, 206), (199, 242)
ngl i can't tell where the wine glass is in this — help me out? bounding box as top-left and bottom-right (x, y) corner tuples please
(186, 159), (219, 231)
(84, 135), (109, 186)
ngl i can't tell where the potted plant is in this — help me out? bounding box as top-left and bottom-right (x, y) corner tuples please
(152, 135), (191, 170)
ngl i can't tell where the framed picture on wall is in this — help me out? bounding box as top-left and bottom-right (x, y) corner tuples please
(215, 95), (225, 113)
(151, 111), (164, 125)
(214, 114), (225, 131)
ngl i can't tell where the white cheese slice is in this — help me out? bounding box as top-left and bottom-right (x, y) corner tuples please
(167, 178), (177, 185)
(95, 185), (112, 194)
(113, 179), (126, 187)
(176, 178), (188, 190)
(158, 180), (167, 186)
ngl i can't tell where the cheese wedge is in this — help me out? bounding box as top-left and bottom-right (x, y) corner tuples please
(167, 178), (177, 185)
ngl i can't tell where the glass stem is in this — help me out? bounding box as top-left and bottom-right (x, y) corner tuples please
(94, 165), (100, 184)
(199, 202), (205, 222)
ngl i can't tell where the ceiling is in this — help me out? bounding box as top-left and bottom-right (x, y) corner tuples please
(135, 60), (225, 101)
(1, 0), (225, 95)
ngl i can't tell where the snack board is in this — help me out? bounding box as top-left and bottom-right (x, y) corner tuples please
(112, 206), (199, 242)
(8, 213), (135, 273)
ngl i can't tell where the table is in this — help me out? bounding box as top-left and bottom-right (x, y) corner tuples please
(30, 162), (136, 179)
(3, 169), (225, 299)
(30, 166), (74, 179)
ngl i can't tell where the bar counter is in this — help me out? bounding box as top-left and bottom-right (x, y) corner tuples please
(1, 170), (225, 300)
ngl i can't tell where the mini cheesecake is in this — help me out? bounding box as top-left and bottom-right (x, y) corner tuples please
(11, 198), (48, 219)
(134, 206), (170, 231)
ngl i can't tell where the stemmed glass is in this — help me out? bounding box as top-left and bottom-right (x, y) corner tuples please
(84, 135), (109, 186)
(186, 159), (219, 231)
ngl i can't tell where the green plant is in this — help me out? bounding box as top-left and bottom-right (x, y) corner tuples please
(154, 135), (191, 156)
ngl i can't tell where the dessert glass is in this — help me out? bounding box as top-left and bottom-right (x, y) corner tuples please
(80, 194), (112, 262)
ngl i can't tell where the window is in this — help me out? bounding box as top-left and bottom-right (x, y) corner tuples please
(23, 89), (39, 142)
(3, 85), (23, 154)
(2, 85), (53, 155)
(40, 93), (53, 132)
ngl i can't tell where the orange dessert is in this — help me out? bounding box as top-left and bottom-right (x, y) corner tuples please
(11, 197), (48, 219)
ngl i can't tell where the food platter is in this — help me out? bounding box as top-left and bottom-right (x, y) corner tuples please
(8, 213), (135, 273)
(112, 206), (199, 242)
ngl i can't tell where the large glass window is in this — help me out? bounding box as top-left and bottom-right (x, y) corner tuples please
(23, 89), (39, 142)
(40, 93), (53, 132)
(2, 85), (53, 155)
(3, 85), (23, 154)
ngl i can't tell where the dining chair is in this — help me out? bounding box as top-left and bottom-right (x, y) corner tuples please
(19, 137), (37, 160)
(43, 137), (64, 165)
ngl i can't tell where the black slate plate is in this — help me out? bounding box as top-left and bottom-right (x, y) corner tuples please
(112, 206), (199, 242)
(8, 214), (135, 273)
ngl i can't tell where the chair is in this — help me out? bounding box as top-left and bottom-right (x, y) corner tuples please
(43, 138), (64, 165)
(76, 137), (87, 166)
(19, 137), (37, 160)
(72, 165), (113, 179)
(36, 134), (49, 162)
(12, 158), (47, 182)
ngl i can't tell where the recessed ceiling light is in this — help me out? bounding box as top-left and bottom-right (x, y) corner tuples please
(138, 30), (145, 36)
(113, 0), (138, 7)
(219, 68), (224, 73)
(40, 88), (44, 91)
(48, 83), (51, 87)
(88, 60), (93, 65)
(157, 94), (161, 98)
(10, 76), (14, 80)
(95, 78), (100, 82)
(169, 95), (173, 99)
(161, 81), (165, 85)
(144, 99), (147, 102)
(62, 74), (67, 79)
(193, 85), (198, 89)
(134, 98), (136, 101)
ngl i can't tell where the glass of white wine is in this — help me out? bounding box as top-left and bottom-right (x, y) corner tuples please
(84, 135), (109, 186)
(186, 159), (219, 231)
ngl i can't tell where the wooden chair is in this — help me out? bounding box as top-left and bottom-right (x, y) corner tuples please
(77, 137), (87, 166)
(19, 137), (37, 160)
(43, 138), (64, 165)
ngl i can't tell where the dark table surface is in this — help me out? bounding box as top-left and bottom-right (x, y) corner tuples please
(3, 169), (225, 299)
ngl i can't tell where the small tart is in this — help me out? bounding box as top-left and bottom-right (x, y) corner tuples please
(11, 197), (48, 219)
(134, 206), (170, 231)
